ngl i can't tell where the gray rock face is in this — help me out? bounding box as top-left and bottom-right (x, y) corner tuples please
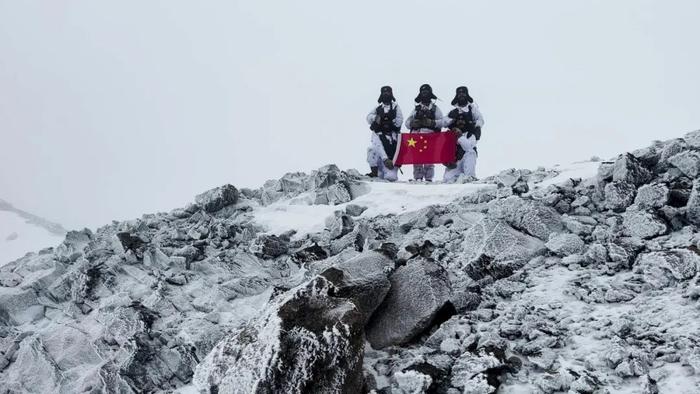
(366, 259), (452, 349)
(460, 214), (547, 263)
(545, 233), (585, 256)
(488, 196), (563, 240)
(612, 153), (652, 186)
(634, 250), (699, 289)
(320, 251), (394, 324)
(194, 275), (366, 394)
(195, 184), (239, 212)
(686, 179), (700, 226)
(604, 182), (637, 212)
(634, 183), (669, 209)
(667, 150), (700, 178)
(621, 209), (667, 239)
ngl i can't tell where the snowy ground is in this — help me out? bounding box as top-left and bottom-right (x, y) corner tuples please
(253, 160), (602, 238)
(0, 210), (65, 266)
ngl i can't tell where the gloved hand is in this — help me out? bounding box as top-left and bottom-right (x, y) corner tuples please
(383, 158), (394, 169)
(422, 118), (435, 128)
(410, 119), (422, 129)
(445, 162), (457, 169)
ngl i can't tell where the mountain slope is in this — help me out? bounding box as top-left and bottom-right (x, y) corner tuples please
(0, 199), (66, 266)
(1, 132), (700, 393)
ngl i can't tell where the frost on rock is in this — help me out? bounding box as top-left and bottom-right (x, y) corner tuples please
(634, 183), (669, 209)
(5, 136), (700, 393)
(621, 209), (667, 239)
(545, 233), (585, 256)
(488, 196), (563, 240)
(634, 250), (699, 289)
(460, 214), (546, 263)
(667, 150), (700, 178)
(604, 181), (637, 212)
(194, 275), (366, 394)
(612, 153), (652, 186)
(366, 259), (452, 349)
(195, 184), (239, 213)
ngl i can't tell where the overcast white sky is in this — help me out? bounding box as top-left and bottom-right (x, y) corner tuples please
(1, 0), (699, 230)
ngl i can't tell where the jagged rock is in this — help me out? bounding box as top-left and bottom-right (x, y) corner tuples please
(366, 259), (452, 349)
(667, 151), (700, 178)
(195, 184), (239, 213)
(613, 153), (652, 186)
(562, 215), (594, 236)
(686, 180), (700, 226)
(488, 196), (563, 240)
(495, 168), (522, 187)
(465, 255), (524, 281)
(603, 182), (637, 212)
(345, 204), (367, 217)
(255, 234), (289, 258)
(450, 349), (507, 391)
(634, 183), (669, 209)
(621, 209), (667, 239)
(398, 206), (439, 233)
(461, 213), (547, 263)
(193, 275), (365, 393)
(545, 233), (585, 256)
(319, 251), (393, 324)
(326, 212), (355, 239)
(634, 250), (699, 289)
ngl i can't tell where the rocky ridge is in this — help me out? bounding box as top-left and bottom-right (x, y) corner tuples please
(1, 132), (700, 393)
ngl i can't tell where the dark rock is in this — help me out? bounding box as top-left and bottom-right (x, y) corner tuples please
(603, 182), (637, 212)
(293, 243), (328, 262)
(489, 197), (563, 241)
(345, 204), (368, 217)
(320, 251), (393, 324)
(366, 259), (452, 349)
(621, 209), (667, 239)
(195, 184), (239, 213)
(612, 153), (652, 186)
(256, 235), (289, 258)
(194, 276), (366, 393)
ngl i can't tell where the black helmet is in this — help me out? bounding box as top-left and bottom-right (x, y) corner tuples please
(377, 85), (396, 103)
(451, 86), (474, 106)
(414, 83), (437, 103)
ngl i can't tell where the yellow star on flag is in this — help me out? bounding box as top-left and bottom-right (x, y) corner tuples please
(407, 138), (417, 147)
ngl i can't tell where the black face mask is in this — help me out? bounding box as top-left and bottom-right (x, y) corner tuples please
(380, 93), (392, 104)
(456, 96), (469, 106)
(419, 92), (432, 104)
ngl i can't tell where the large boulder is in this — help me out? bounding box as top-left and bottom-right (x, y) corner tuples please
(319, 251), (394, 324)
(545, 233), (585, 256)
(603, 182), (637, 212)
(634, 184), (669, 209)
(634, 250), (699, 289)
(366, 259), (452, 349)
(621, 209), (667, 239)
(488, 196), (563, 241)
(194, 275), (366, 394)
(612, 153), (652, 186)
(686, 179), (700, 226)
(195, 184), (239, 213)
(667, 151), (700, 178)
(460, 213), (547, 263)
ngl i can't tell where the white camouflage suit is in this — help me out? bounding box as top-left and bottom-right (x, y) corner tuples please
(404, 101), (448, 182)
(443, 102), (485, 182)
(366, 102), (403, 182)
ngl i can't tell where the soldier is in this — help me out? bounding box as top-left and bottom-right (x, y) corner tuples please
(443, 86), (484, 182)
(404, 84), (447, 182)
(366, 86), (403, 181)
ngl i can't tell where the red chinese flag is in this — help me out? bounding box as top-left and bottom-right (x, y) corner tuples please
(393, 132), (458, 165)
